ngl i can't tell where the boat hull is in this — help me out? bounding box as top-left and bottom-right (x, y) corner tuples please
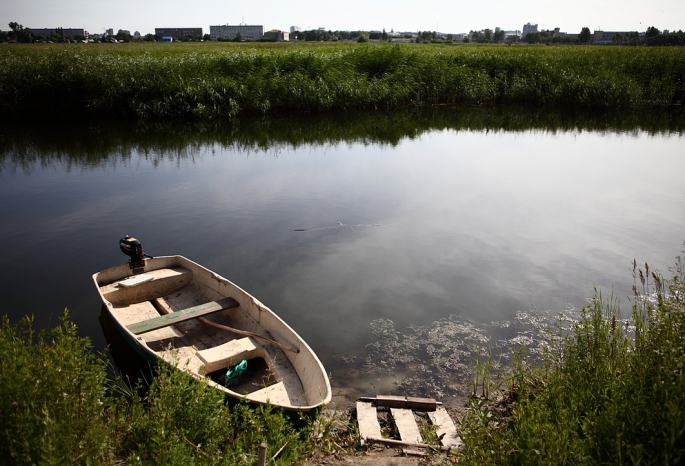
(93, 255), (331, 412)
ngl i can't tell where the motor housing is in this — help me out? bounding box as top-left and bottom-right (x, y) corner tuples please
(120, 236), (146, 269)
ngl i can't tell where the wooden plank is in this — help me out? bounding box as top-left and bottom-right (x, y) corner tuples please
(360, 436), (452, 452)
(126, 297), (239, 335)
(406, 397), (437, 412)
(356, 402), (382, 442)
(428, 406), (462, 449)
(371, 395), (437, 411)
(118, 274), (154, 287)
(196, 337), (259, 373)
(390, 408), (422, 444)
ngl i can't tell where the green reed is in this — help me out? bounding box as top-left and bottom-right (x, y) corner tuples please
(1, 43), (683, 120)
(459, 249), (685, 465)
(0, 310), (313, 465)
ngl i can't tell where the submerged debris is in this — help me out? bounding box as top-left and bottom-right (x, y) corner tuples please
(333, 307), (583, 404)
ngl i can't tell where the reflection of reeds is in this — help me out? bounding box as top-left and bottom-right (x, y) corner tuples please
(2, 105), (684, 173)
(1, 44), (684, 120)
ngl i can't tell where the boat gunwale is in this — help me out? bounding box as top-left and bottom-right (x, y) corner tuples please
(93, 255), (332, 411)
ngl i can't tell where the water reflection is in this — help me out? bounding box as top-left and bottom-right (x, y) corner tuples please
(2, 106), (684, 172)
(1, 106), (684, 407)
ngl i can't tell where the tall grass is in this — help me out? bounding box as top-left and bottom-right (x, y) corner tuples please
(0, 312), (114, 464)
(0, 310), (313, 465)
(459, 251), (685, 465)
(1, 43), (683, 120)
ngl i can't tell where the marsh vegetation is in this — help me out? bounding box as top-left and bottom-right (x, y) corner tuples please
(1, 43), (683, 120)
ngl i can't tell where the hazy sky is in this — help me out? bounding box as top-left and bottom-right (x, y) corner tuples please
(2, 0), (684, 36)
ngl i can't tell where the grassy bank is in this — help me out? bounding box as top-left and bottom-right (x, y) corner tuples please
(2, 247), (684, 464)
(1, 43), (684, 120)
(459, 251), (685, 465)
(0, 312), (315, 465)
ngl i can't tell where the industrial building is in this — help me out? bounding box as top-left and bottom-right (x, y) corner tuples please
(154, 28), (203, 40)
(264, 29), (289, 42)
(522, 23), (538, 38)
(30, 28), (85, 39)
(210, 24), (264, 41)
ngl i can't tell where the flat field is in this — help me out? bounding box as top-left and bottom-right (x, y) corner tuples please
(1, 42), (683, 119)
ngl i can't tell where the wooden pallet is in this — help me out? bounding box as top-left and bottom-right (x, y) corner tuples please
(356, 401), (462, 453)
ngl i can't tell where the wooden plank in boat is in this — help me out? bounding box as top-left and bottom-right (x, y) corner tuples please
(390, 408), (422, 444)
(428, 407), (462, 449)
(127, 297), (239, 335)
(196, 337), (259, 373)
(118, 273), (154, 288)
(356, 401), (382, 442)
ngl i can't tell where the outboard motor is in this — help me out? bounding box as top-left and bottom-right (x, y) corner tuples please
(119, 235), (152, 269)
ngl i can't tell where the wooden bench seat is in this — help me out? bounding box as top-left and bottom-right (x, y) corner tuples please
(195, 337), (261, 373)
(126, 297), (239, 335)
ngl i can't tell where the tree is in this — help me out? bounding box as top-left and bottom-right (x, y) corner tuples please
(483, 29), (493, 43)
(144, 33), (155, 42)
(628, 31), (640, 46)
(579, 27), (592, 44)
(357, 33), (369, 43)
(493, 29), (505, 43)
(202, 34), (210, 41)
(381, 28), (388, 41)
(645, 26), (660, 38)
(524, 32), (541, 44)
(8, 22), (33, 43)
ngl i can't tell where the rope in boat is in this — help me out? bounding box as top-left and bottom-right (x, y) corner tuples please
(198, 317), (300, 354)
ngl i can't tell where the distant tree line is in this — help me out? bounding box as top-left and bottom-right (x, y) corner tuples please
(2, 21), (684, 46)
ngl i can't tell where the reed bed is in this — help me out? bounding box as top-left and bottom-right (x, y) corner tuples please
(459, 252), (685, 465)
(1, 43), (683, 119)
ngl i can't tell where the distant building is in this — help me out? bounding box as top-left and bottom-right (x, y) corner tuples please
(290, 26), (300, 33)
(522, 22), (538, 38)
(210, 24), (263, 41)
(505, 30), (521, 40)
(154, 28), (203, 40)
(592, 30), (635, 44)
(264, 29), (289, 41)
(133, 31), (141, 38)
(552, 28), (579, 40)
(30, 28), (86, 39)
(106, 28), (114, 37)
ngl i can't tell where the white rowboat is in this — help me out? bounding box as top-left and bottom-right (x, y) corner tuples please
(93, 255), (331, 412)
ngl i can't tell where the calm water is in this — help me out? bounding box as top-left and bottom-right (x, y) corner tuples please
(1, 109), (684, 403)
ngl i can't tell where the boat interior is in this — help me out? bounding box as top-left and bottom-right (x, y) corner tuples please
(97, 265), (308, 408)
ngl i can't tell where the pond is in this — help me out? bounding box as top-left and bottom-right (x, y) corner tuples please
(1, 107), (684, 405)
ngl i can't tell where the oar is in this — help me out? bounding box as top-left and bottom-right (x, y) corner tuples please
(198, 317), (300, 354)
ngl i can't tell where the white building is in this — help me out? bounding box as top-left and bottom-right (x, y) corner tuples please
(210, 24), (264, 41)
(505, 30), (521, 40)
(522, 23), (538, 38)
(290, 26), (300, 33)
(264, 29), (289, 41)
